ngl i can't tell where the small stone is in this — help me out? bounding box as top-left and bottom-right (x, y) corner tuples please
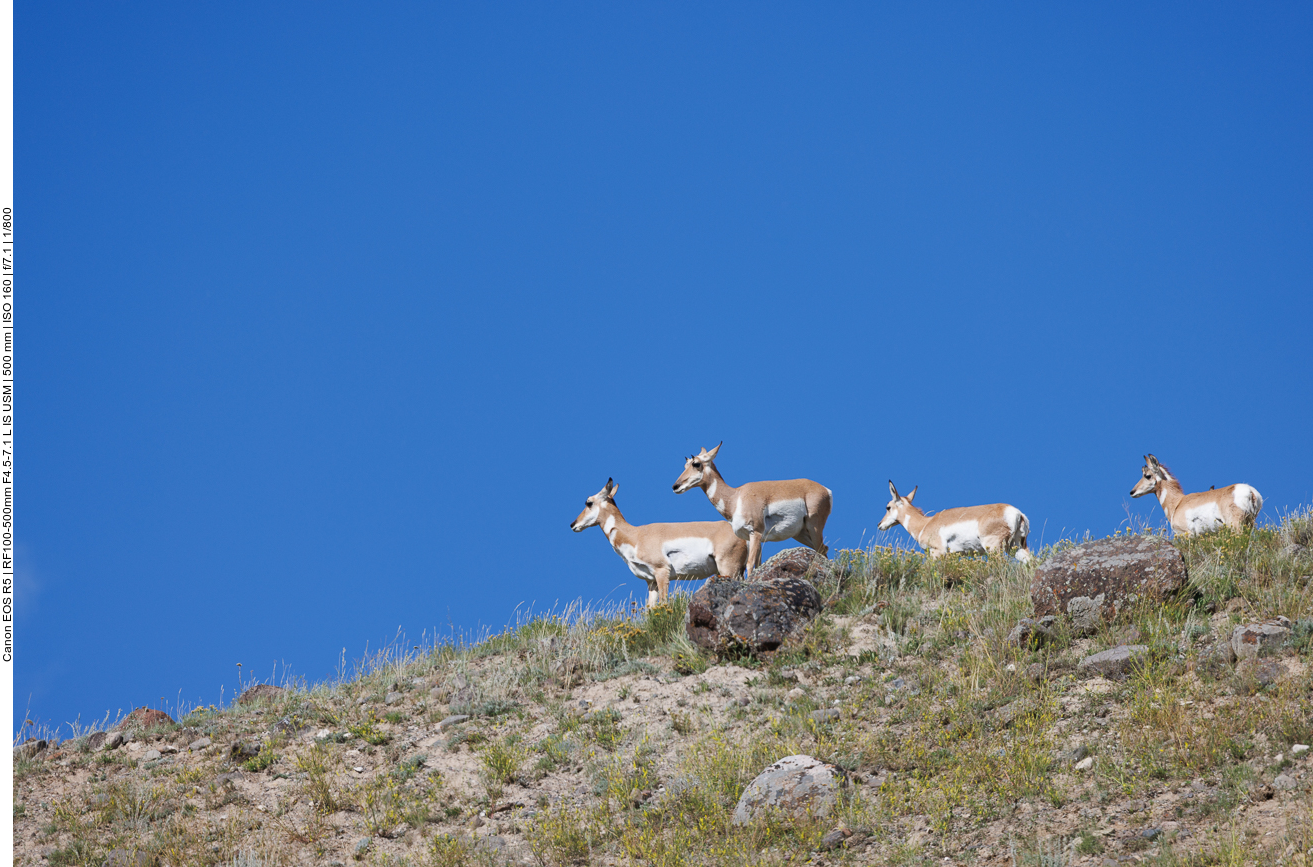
(1061, 744), (1090, 764)
(437, 714), (470, 730)
(736, 696), (750, 706)
(818, 827), (853, 850)
(143, 749), (162, 761)
(785, 687), (807, 703)
(159, 745), (179, 754)
(1141, 827), (1162, 841)
(384, 692), (403, 705)
(996, 698), (1038, 726)
(315, 729), (332, 739)
(1024, 663), (1046, 682)
(1232, 617), (1292, 662)
(809, 708), (841, 723)
(1273, 774), (1297, 791)
(844, 675), (861, 686)
(1005, 663), (1016, 672)
(1291, 744), (1310, 757)
(1007, 616), (1056, 647)
(230, 742), (260, 762)
(1235, 657), (1283, 689)
(1078, 645), (1149, 680)
(353, 766), (365, 773)
(189, 737), (212, 752)
(1074, 756), (1094, 772)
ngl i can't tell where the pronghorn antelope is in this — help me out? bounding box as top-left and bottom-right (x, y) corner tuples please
(1130, 454), (1263, 535)
(672, 443), (832, 576)
(570, 479), (748, 607)
(878, 481), (1033, 562)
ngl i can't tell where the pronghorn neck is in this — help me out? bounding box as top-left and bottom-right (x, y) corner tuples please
(699, 463), (738, 518)
(597, 503), (634, 548)
(898, 503), (932, 547)
(1155, 478), (1185, 522)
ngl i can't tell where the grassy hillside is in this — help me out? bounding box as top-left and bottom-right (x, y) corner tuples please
(13, 510), (1313, 867)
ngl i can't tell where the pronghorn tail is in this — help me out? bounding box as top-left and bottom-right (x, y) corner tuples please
(1008, 507), (1033, 563)
(1238, 485), (1264, 521)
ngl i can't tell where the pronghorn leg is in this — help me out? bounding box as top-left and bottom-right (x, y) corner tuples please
(745, 531), (764, 578)
(653, 567), (671, 606)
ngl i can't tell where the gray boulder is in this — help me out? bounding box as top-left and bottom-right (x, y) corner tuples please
(731, 754), (847, 825)
(1032, 535), (1188, 630)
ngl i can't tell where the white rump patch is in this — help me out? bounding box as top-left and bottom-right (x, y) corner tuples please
(1003, 506), (1022, 534)
(1183, 503), (1224, 534)
(936, 520), (984, 554)
(763, 498), (807, 541)
(1015, 548), (1033, 563)
(1233, 484), (1262, 515)
(662, 536), (718, 579)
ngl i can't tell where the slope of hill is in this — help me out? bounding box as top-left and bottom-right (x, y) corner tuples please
(13, 513), (1313, 867)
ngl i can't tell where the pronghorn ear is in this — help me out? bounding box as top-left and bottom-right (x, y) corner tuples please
(706, 442), (721, 461)
(907, 485), (918, 503)
(888, 480), (899, 499)
(1146, 454), (1160, 468)
(608, 482), (619, 499)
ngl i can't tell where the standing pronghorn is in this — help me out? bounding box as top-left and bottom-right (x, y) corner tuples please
(672, 443), (831, 576)
(571, 479), (748, 607)
(878, 481), (1033, 562)
(1130, 454), (1262, 535)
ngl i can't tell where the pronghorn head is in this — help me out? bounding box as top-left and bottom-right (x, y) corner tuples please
(1130, 454), (1172, 498)
(878, 480), (917, 531)
(672, 442), (721, 494)
(571, 479), (619, 531)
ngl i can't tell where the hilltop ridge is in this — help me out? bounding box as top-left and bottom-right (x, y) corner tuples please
(12, 513), (1313, 867)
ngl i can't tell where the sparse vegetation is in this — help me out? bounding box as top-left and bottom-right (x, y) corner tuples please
(13, 515), (1313, 865)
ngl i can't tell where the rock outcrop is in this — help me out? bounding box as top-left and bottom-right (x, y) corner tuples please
(685, 549), (823, 653)
(113, 708), (175, 732)
(237, 684), (287, 705)
(1031, 535), (1188, 629)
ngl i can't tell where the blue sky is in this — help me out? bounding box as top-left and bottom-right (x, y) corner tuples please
(18, 3), (1313, 735)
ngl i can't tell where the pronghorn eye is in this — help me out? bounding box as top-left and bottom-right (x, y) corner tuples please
(585, 499), (592, 507)
(692, 461), (701, 468)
